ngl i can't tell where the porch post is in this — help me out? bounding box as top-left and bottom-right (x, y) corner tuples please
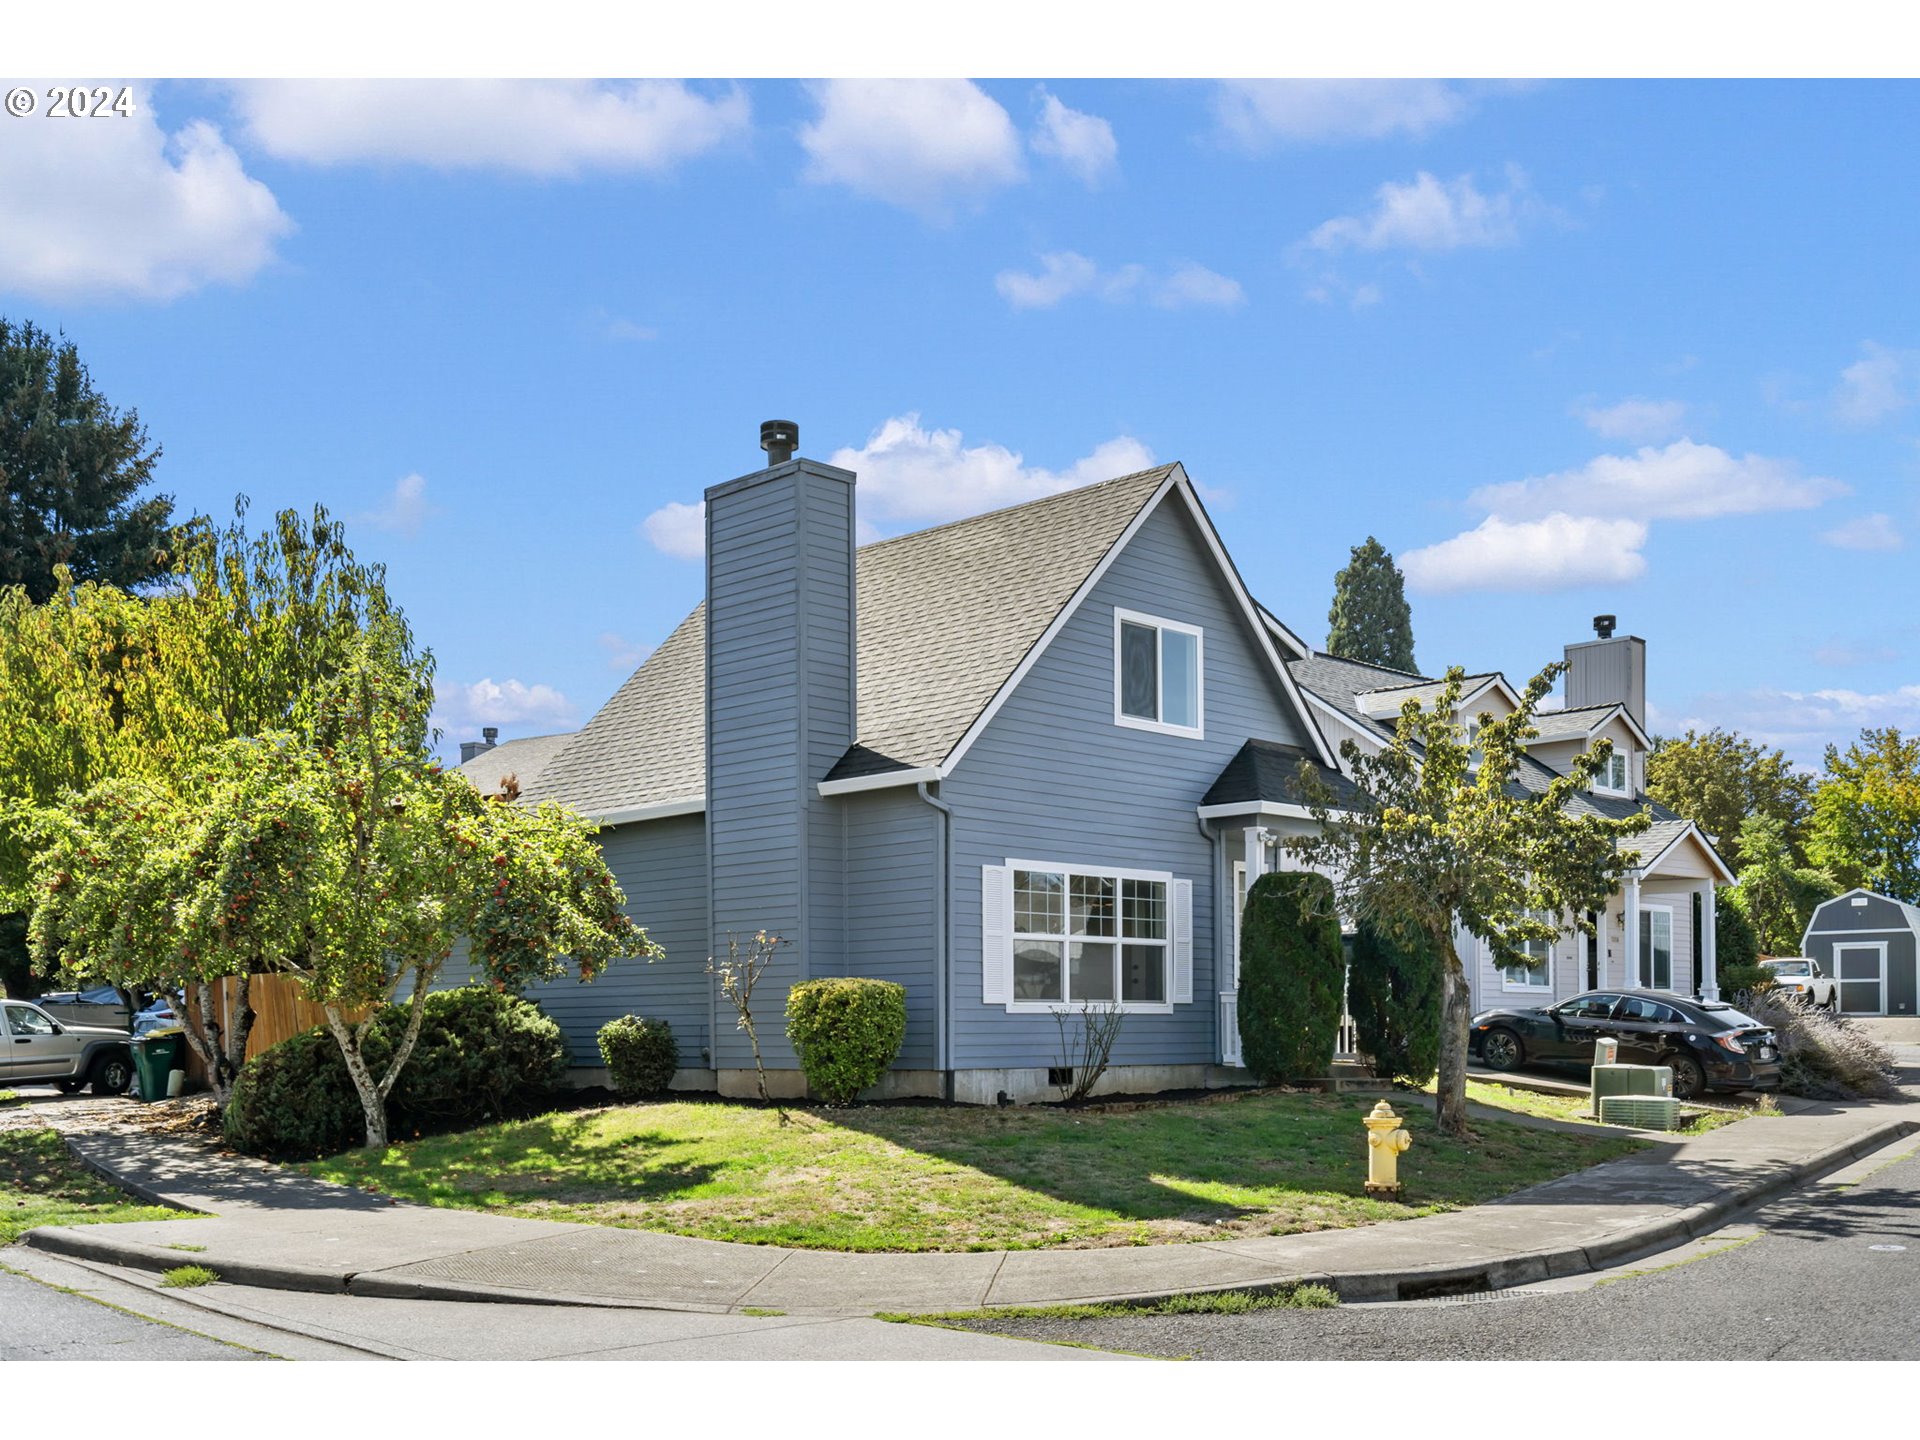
(1624, 871), (1642, 989)
(1701, 880), (1719, 1000)
(1243, 825), (1271, 883)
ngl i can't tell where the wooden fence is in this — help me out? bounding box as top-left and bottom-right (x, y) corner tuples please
(181, 973), (371, 1083)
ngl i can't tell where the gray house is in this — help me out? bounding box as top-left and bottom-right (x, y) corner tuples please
(476, 424), (1349, 1101)
(1800, 889), (1919, 1017)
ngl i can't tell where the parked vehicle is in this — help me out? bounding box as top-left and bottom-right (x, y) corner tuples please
(133, 992), (184, 1037)
(31, 985), (132, 1032)
(1469, 988), (1781, 1100)
(1759, 958), (1839, 1010)
(1, 1000), (134, 1094)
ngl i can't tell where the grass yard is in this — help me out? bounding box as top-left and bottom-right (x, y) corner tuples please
(0, 1129), (189, 1246)
(304, 1087), (1644, 1253)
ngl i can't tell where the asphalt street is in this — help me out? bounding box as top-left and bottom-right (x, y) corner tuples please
(0, 1265), (267, 1361)
(953, 1134), (1920, 1360)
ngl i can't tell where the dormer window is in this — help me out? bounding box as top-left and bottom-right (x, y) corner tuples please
(1594, 749), (1630, 796)
(1114, 608), (1203, 738)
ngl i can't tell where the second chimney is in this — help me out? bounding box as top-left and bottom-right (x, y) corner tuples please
(1565, 618), (1645, 726)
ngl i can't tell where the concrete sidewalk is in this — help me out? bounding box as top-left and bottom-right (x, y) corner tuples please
(21, 1090), (1917, 1315)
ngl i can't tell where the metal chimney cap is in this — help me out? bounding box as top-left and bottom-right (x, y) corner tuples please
(1593, 614), (1616, 640)
(760, 419), (799, 465)
(482, 726), (499, 745)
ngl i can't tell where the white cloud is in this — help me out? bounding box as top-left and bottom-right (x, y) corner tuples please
(799, 79), (1024, 218)
(1577, 397), (1688, 444)
(995, 252), (1243, 311)
(1832, 341), (1916, 426)
(1214, 81), (1472, 148)
(640, 501), (706, 560)
(228, 80), (748, 177)
(1469, 440), (1847, 522)
(597, 632), (653, 672)
(1673, 684), (1920, 768)
(358, 472), (435, 538)
(0, 88), (289, 302)
(1401, 514), (1649, 594)
(1030, 91), (1117, 186)
(1821, 512), (1904, 551)
(1814, 639), (1898, 667)
(433, 677), (575, 735)
(1306, 168), (1532, 253)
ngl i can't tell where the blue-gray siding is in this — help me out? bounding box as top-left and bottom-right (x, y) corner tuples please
(842, 786), (942, 1068)
(941, 495), (1315, 1069)
(704, 460), (857, 1066)
(1803, 892), (1919, 1016)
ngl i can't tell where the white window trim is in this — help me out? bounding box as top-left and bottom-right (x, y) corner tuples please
(1590, 749), (1632, 798)
(1004, 858), (1176, 1015)
(1496, 923), (1556, 992)
(1638, 902), (1676, 992)
(1113, 607), (1205, 740)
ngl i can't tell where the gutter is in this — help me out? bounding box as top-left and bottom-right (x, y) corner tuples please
(917, 780), (954, 1096)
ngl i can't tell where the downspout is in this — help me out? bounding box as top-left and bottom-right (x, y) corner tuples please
(917, 781), (954, 1100)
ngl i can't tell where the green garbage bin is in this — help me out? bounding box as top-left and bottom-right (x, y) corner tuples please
(131, 1031), (185, 1102)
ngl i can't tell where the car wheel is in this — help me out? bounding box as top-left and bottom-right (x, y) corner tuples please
(56, 1079), (86, 1094)
(1668, 1053), (1705, 1101)
(89, 1052), (133, 1096)
(1823, 993), (1839, 1013)
(1481, 1028), (1525, 1072)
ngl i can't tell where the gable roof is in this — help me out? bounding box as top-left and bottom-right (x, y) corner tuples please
(1200, 739), (1369, 813)
(1524, 702), (1654, 749)
(455, 732), (574, 799)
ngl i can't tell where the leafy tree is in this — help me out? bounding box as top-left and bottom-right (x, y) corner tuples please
(1348, 916), (1442, 1086)
(1724, 813), (1837, 955)
(1646, 728), (1815, 870)
(1237, 871), (1344, 1083)
(1288, 664), (1650, 1136)
(1326, 536), (1416, 673)
(1715, 887), (1759, 974)
(1810, 727), (1920, 904)
(0, 318), (174, 602)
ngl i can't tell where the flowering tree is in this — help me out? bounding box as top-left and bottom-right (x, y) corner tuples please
(1287, 664), (1651, 1137)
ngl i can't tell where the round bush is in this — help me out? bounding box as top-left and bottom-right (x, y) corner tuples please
(785, 977), (907, 1105)
(1237, 871), (1344, 1084)
(597, 1015), (679, 1098)
(223, 987), (569, 1157)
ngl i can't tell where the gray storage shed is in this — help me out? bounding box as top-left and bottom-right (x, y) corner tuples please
(1800, 888), (1920, 1017)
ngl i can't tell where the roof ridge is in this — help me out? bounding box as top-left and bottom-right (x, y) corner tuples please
(1301, 651), (1431, 681)
(852, 464), (1177, 553)
(1360, 672), (1499, 695)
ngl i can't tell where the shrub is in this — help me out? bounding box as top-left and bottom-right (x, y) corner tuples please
(1716, 961), (1776, 1000)
(224, 987), (569, 1157)
(597, 1015), (680, 1098)
(1348, 917), (1441, 1086)
(785, 977), (907, 1105)
(1715, 890), (1760, 973)
(1238, 872), (1344, 1084)
(1740, 988), (1898, 1100)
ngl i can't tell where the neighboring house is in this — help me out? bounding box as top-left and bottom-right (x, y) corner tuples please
(1279, 621), (1734, 1019)
(480, 423), (1730, 1100)
(455, 729), (575, 799)
(1800, 888), (1920, 1017)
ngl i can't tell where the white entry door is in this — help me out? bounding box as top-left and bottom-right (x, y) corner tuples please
(1834, 943), (1887, 1015)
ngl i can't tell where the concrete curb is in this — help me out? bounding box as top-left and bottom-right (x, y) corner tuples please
(26, 1112), (1919, 1315)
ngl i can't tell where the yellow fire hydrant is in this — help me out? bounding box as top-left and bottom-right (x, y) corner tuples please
(1363, 1100), (1412, 1198)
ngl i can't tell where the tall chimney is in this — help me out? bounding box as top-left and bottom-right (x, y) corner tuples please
(458, 728), (501, 764)
(703, 420), (855, 1074)
(1565, 617), (1645, 726)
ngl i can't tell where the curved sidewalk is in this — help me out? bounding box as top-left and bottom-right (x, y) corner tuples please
(25, 1094), (1918, 1315)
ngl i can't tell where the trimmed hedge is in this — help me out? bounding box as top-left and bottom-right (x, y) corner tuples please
(1716, 961), (1776, 1000)
(1715, 889), (1760, 974)
(1348, 917), (1441, 1086)
(224, 987), (569, 1157)
(597, 1015), (680, 1098)
(1237, 872), (1344, 1084)
(785, 977), (907, 1105)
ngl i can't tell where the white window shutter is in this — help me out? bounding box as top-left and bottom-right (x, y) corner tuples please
(981, 864), (1013, 1005)
(1171, 878), (1194, 1004)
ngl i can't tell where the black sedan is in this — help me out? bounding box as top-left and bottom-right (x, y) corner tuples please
(1469, 989), (1781, 1100)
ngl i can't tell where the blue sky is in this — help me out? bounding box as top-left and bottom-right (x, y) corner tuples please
(2, 77), (1915, 768)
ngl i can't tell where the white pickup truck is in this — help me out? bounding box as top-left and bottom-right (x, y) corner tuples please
(1762, 957), (1839, 1010)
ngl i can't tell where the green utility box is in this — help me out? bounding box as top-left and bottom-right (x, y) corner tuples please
(131, 1031), (184, 1102)
(1599, 1094), (1680, 1130)
(1590, 1063), (1673, 1117)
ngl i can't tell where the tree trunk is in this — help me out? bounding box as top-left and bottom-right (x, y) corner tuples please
(1435, 934), (1473, 1138)
(223, 973), (255, 1091)
(323, 1003), (388, 1150)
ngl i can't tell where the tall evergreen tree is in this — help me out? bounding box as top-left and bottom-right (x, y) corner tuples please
(0, 318), (174, 602)
(1327, 536), (1416, 672)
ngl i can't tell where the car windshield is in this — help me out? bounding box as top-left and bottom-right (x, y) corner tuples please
(1765, 960), (1812, 977)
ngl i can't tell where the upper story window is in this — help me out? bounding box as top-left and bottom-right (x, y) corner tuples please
(1592, 748), (1631, 796)
(1500, 915), (1554, 990)
(1114, 608), (1203, 739)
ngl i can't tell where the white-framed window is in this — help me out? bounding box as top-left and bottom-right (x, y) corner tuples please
(1500, 913), (1555, 991)
(1638, 904), (1673, 990)
(1114, 607), (1203, 739)
(1592, 748), (1630, 796)
(981, 861), (1192, 1012)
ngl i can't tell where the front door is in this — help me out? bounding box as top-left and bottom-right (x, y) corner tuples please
(1834, 944), (1887, 1015)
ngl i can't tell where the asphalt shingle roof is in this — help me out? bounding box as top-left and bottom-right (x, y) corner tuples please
(525, 465), (1176, 816)
(454, 732), (574, 799)
(1201, 740), (1369, 812)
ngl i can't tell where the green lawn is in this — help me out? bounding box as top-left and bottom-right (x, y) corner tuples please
(303, 1088), (1643, 1253)
(0, 1129), (189, 1246)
